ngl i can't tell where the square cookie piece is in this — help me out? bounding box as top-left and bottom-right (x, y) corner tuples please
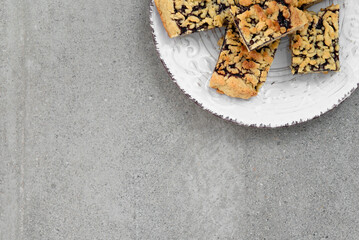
(154, 0), (234, 38)
(231, 0), (308, 51)
(291, 4), (340, 74)
(209, 25), (280, 99)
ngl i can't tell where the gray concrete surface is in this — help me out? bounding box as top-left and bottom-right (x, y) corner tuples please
(0, 0), (359, 239)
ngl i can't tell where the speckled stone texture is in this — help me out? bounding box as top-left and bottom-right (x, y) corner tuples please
(1, 0), (359, 239)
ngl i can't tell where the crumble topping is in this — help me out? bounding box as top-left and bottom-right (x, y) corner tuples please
(155, 0), (235, 38)
(231, 0), (308, 51)
(172, 0), (234, 35)
(155, 0), (320, 38)
(298, 0), (323, 9)
(209, 24), (280, 99)
(291, 4), (340, 74)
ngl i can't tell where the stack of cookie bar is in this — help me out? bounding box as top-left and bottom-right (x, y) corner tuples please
(155, 0), (340, 99)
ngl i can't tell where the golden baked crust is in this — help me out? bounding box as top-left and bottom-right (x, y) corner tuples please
(298, 0), (323, 9)
(291, 4), (340, 74)
(210, 72), (258, 99)
(209, 25), (280, 99)
(154, 0), (181, 38)
(231, 1), (308, 51)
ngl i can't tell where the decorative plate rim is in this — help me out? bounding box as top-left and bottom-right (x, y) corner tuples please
(149, 0), (359, 128)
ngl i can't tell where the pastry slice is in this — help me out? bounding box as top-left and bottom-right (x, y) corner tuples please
(209, 24), (280, 99)
(154, 0), (234, 38)
(290, 4), (340, 74)
(231, 0), (308, 51)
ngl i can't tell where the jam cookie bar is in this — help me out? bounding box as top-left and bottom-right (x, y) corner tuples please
(291, 4), (340, 74)
(209, 25), (280, 99)
(154, 0), (234, 38)
(231, 0), (308, 51)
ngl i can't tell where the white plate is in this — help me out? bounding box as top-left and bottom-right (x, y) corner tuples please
(150, 0), (359, 127)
